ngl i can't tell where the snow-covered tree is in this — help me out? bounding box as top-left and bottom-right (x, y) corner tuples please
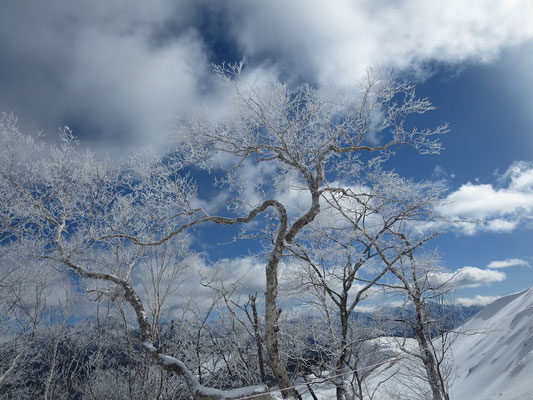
(176, 64), (447, 398)
(0, 248), (54, 391)
(0, 113), (268, 400)
(283, 168), (443, 399)
(0, 63), (447, 398)
(376, 247), (455, 400)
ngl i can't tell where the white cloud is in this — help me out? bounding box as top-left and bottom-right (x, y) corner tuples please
(442, 183), (533, 218)
(456, 295), (500, 307)
(433, 165), (453, 180)
(232, 0), (533, 85)
(0, 1), (226, 156)
(65, 29), (216, 154)
(209, 256), (267, 296)
(440, 161), (533, 234)
(138, 255), (266, 316)
(1, 1), (533, 156)
(433, 266), (506, 288)
(487, 258), (530, 269)
(485, 219), (518, 232)
(503, 161), (533, 190)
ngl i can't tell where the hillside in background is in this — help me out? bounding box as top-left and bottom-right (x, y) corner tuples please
(316, 289), (533, 400)
(450, 288), (533, 400)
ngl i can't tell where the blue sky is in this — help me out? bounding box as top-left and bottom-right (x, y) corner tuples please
(1, 0), (533, 306)
(397, 44), (533, 300)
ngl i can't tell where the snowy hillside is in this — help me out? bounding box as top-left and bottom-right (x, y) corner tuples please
(450, 287), (533, 400)
(293, 288), (533, 400)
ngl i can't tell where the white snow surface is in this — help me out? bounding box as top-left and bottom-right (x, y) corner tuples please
(295, 287), (533, 400)
(450, 287), (533, 400)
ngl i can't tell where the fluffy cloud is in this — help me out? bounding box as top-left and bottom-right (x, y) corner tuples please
(433, 266), (506, 288)
(487, 258), (530, 269)
(231, 0), (533, 85)
(440, 162), (533, 234)
(1, 1), (533, 155)
(456, 295), (500, 307)
(208, 256), (267, 296)
(129, 252), (268, 316)
(0, 1), (225, 155)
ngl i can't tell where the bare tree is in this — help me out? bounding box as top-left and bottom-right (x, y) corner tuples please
(177, 64), (447, 398)
(376, 246), (455, 400)
(283, 168), (443, 400)
(0, 114), (268, 400)
(1, 62), (446, 398)
(0, 245), (59, 392)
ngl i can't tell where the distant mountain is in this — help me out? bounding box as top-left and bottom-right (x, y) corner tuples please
(353, 302), (483, 338)
(450, 287), (533, 400)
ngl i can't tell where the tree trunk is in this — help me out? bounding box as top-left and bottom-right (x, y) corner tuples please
(44, 333), (61, 400)
(264, 248), (301, 400)
(414, 302), (446, 400)
(336, 308), (348, 400)
(419, 339), (445, 400)
(250, 294), (267, 384)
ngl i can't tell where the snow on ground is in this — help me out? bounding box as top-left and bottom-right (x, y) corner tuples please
(366, 288), (533, 400)
(257, 288), (533, 399)
(450, 287), (533, 400)
(368, 287), (533, 400)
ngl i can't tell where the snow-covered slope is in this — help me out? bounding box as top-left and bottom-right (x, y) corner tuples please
(450, 287), (533, 400)
(284, 289), (533, 400)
